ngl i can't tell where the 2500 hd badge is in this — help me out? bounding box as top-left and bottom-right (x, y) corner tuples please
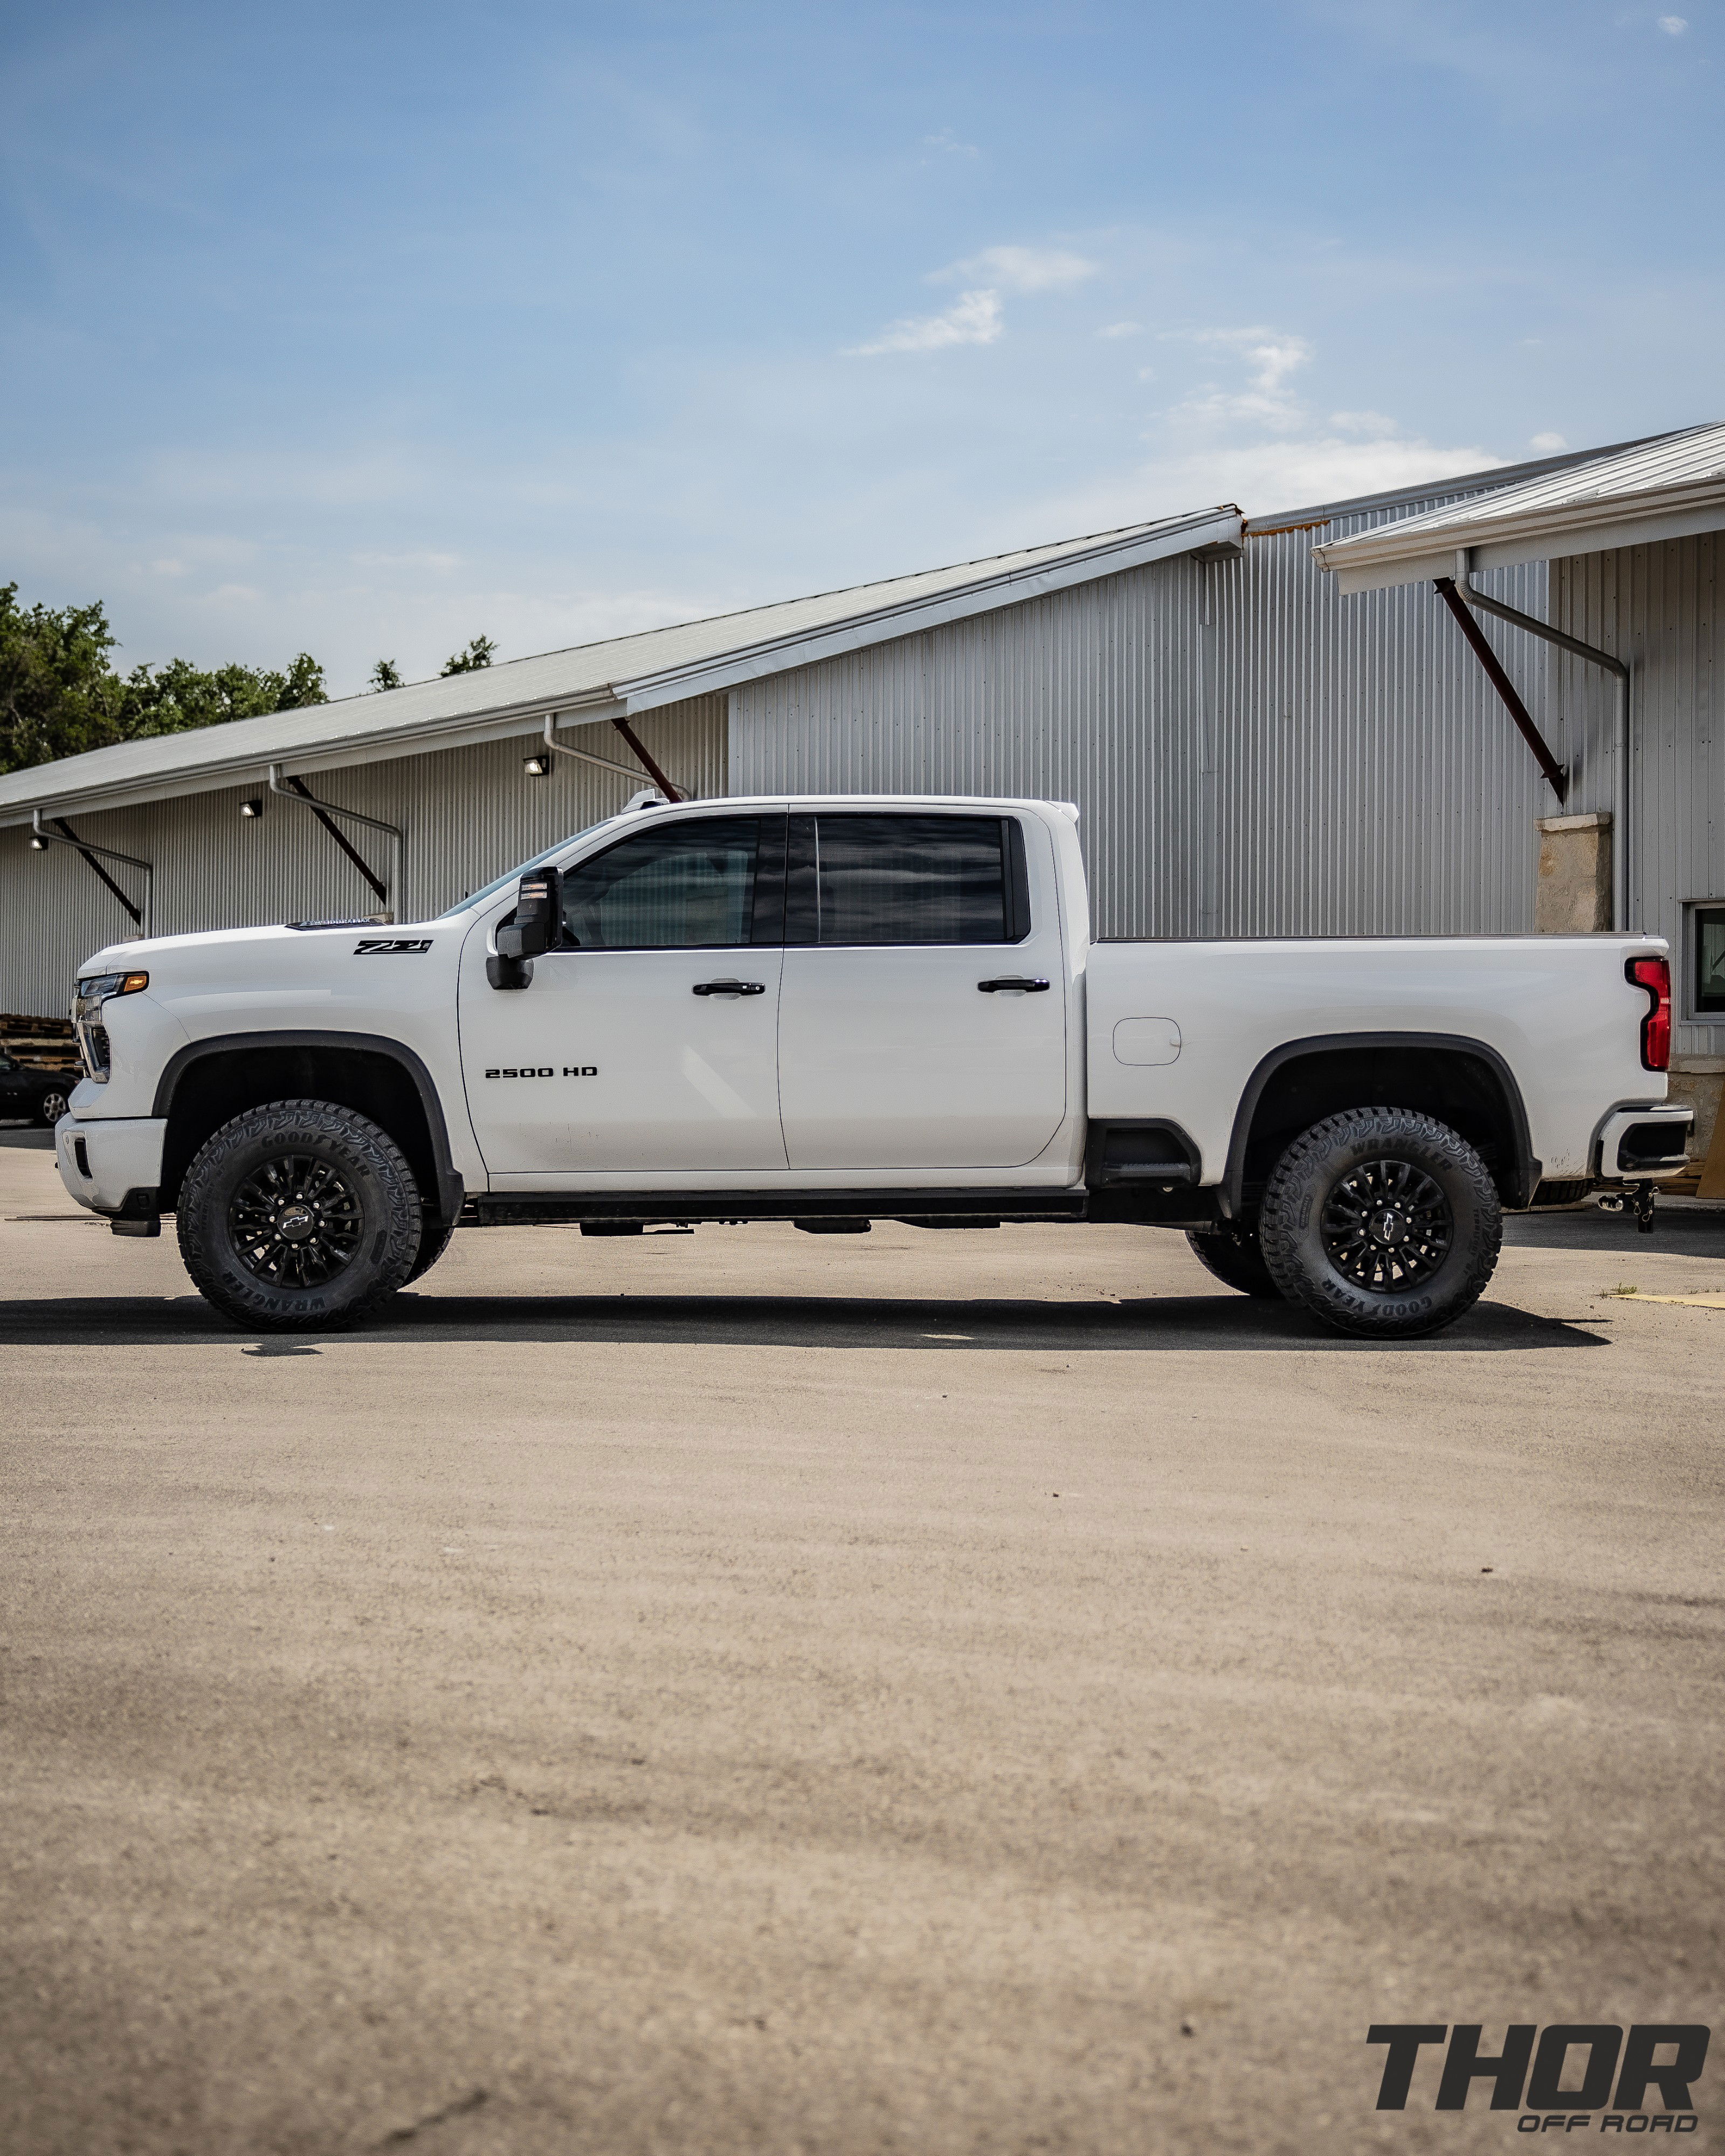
(484, 1066), (598, 1078)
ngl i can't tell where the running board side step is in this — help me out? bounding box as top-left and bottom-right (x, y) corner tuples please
(466, 1188), (1090, 1228)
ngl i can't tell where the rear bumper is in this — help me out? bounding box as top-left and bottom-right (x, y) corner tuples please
(55, 1115), (168, 1216)
(1593, 1104), (1694, 1180)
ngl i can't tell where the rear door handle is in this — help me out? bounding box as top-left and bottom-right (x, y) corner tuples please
(692, 978), (767, 996)
(977, 976), (1051, 992)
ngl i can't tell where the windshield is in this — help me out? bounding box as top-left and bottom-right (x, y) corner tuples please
(436, 818), (620, 918)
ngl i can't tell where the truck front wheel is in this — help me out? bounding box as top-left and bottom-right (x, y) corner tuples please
(1257, 1106), (1501, 1339)
(176, 1098), (422, 1332)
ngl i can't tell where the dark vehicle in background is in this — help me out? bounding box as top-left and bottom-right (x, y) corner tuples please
(0, 1051), (73, 1127)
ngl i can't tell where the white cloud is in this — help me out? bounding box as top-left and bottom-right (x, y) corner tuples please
(1029, 436), (1507, 535)
(350, 548), (463, 572)
(846, 288), (1003, 357)
(1163, 326), (1315, 427)
(1530, 431), (1569, 452)
(1329, 410), (1402, 439)
(936, 245), (1100, 293)
(1658, 15), (1688, 33)
(922, 127), (979, 156)
(1096, 321), (1143, 340)
(1023, 324), (1506, 528)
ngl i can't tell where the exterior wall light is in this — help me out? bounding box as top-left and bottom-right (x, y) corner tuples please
(240, 798), (264, 818)
(29, 835), (47, 850)
(522, 755), (551, 777)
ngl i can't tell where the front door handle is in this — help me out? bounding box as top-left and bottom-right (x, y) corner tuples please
(977, 976), (1051, 993)
(692, 978), (767, 996)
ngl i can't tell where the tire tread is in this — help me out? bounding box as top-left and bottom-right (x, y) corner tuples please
(1258, 1105), (1501, 1339)
(176, 1097), (420, 1331)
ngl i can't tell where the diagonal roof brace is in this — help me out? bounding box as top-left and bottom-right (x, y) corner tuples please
(31, 810), (154, 936)
(539, 713), (686, 802)
(268, 765), (403, 922)
(1447, 565), (1630, 934)
(1433, 577), (1568, 803)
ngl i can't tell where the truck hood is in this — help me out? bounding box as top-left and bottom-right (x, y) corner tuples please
(77, 917), (436, 978)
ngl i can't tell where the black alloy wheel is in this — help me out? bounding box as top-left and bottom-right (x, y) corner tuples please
(177, 1098), (422, 1331)
(37, 1087), (70, 1127)
(228, 1153), (365, 1289)
(1257, 1105), (1501, 1340)
(1318, 1156), (1452, 1293)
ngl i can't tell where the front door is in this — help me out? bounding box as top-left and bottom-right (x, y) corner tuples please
(776, 810), (1067, 1171)
(459, 811), (788, 1177)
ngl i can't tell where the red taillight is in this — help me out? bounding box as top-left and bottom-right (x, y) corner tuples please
(1627, 956), (1671, 1072)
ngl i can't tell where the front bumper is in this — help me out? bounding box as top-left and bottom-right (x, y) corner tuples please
(56, 1115), (169, 1219)
(1593, 1104), (1694, 1180)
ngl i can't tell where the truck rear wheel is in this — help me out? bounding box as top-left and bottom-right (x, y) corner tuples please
(176, 1098), (422, 1332)
(1257, 1106), (1501, 1339)
(1184, 1226), (1283, 1298)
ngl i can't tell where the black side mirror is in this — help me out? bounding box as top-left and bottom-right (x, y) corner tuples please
(488, 865), (562, 990)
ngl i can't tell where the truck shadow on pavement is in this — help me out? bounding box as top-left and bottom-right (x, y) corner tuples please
(0, 1290), (1611, 1351)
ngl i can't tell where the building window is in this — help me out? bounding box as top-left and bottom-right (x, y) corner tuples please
(1693, 904), (1725, 1016)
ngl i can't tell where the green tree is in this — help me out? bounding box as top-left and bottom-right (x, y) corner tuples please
(370, 659), (404, 692)
(0, 584), (125, 772)
(0, 582), (327, 777)
(442, 634), (495, 675)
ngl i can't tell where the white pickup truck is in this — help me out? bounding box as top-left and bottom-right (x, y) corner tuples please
(54, 793), (1691, 1339)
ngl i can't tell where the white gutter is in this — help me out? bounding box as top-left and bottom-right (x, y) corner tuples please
(1314, 474), (1725, 593)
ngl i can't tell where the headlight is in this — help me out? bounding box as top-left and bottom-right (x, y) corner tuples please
(72, 971), (148, 1082)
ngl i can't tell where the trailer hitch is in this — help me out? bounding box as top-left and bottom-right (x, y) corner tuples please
(1598, 1184), (1659, 1235)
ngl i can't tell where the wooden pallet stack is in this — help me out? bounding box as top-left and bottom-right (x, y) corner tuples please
(0, 1013), (82, 1072)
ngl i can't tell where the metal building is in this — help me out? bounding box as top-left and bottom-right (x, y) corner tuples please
(3, 423), (1720, 1167)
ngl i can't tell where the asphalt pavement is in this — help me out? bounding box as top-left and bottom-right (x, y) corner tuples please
(2, 1124), (1721, 2155)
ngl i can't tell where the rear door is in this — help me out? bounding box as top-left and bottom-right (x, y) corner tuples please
(775, 809), (1067, 1171)
(459, 811), (788, 1176)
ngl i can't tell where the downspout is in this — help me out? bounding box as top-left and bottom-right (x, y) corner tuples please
(540, 713), (686, 803)
(1450, 550), (1631, 932)
(31, 810), (154, 937)
(268, 765), (405, 923)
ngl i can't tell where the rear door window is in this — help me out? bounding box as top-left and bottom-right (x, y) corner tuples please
(786, 813), (1030, 945)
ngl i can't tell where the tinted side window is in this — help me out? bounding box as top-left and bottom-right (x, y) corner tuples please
(559, 817), (762, 949)
(797, 813), (1011, 945)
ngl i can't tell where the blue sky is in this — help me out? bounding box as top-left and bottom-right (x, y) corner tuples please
(2, 0), (1719, 695)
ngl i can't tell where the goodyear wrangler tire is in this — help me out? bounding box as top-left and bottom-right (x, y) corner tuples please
(1257, 1106), (1501, 1340)
(176, 1098), (422, 1332)
(1185, 1225), (1284, 1299)
(406, 1215), (458, 1284)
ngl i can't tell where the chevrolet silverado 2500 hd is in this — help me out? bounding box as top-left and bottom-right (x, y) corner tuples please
(53, 794), (1692, 1338)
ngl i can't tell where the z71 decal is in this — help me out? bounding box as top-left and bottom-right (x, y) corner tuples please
(484, 1066), (599, 1078)
(354, 937), (433, 955)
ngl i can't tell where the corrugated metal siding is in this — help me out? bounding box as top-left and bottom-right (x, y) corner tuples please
(1554, 533), (1722, 1058)
(0, 698), (724, 1019)
(732, 490), (1557, 942)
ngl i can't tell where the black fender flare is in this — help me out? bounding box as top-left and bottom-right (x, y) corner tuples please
(151, 1029), (465, 1224)
(1220, 1031), (1539, 1217)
